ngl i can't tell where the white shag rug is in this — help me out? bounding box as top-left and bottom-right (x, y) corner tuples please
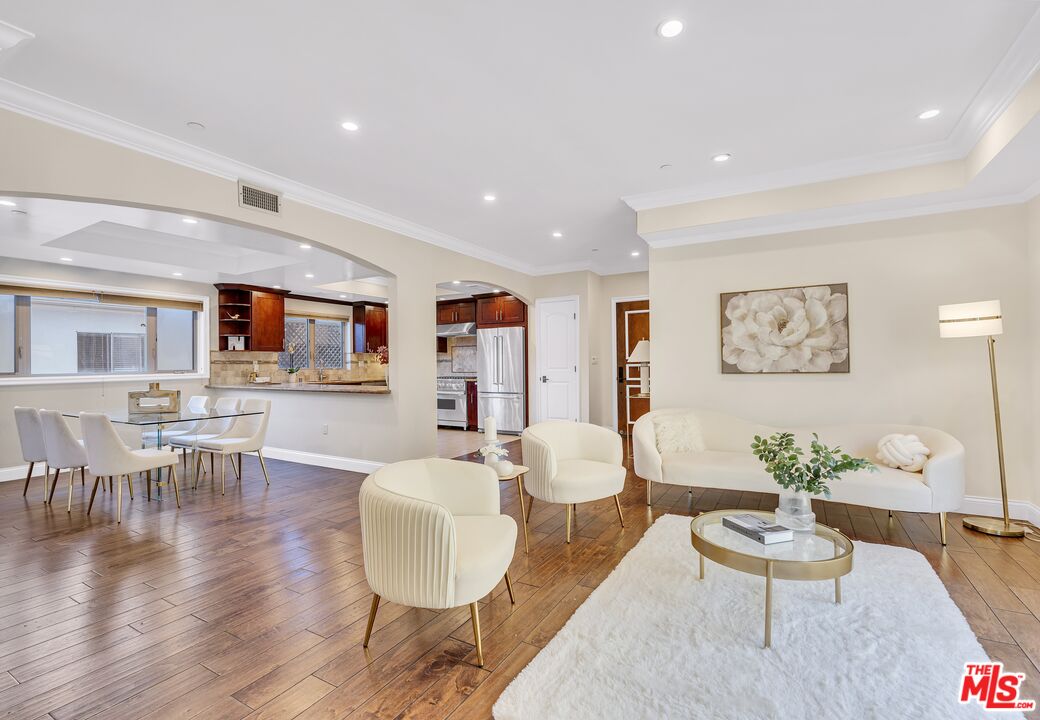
(494, 514), (1022, 720)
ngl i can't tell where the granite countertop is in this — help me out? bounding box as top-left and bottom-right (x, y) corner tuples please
(205, 382), (390, 395)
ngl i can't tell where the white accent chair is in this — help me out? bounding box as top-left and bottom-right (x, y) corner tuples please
(80, 413), (181, 523)
(39, 410), (90, 512)
(14, 407), (48, 500)
(142, 394), (210, 448)
(359, 458), (517, 667)
(169, 396), (241, 478)
(194, 398), (272, 494)
(633, 408), (966, 545)
(520, 421), (626, 544)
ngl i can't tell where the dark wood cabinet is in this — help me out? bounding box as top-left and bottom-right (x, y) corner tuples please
(215, 284), (289, 351)
(436, 336), (448, 354)
(353, 303), (389, 353)
(436, 300), (476, 324)
(466, 380), (478, 430)
(476, 294), (526, 327)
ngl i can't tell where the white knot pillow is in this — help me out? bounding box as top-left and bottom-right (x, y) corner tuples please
(876, 433), (931, 473)
(653, 414), (705, 454)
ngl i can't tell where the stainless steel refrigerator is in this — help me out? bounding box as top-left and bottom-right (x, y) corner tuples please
(477, 326), (526, 434)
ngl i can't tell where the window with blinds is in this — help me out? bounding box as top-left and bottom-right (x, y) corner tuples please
(76, 332), (146, 373)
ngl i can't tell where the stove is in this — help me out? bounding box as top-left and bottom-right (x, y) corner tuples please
(437, 376), (469, 427)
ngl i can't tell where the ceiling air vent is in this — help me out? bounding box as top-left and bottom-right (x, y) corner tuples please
(237, 181), (281, 215)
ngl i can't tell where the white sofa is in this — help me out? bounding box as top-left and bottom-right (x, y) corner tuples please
(633, 408), (965, 545)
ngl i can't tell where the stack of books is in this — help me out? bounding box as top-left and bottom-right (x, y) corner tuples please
(722, 514), (794, 545)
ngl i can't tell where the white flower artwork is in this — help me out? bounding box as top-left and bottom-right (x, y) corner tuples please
(720, 284), (850, 374)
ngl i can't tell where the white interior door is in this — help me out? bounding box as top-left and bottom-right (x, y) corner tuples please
(535, 296), (579, 423)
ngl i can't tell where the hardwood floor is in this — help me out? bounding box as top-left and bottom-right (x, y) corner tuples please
(1, 448), (1040, 718)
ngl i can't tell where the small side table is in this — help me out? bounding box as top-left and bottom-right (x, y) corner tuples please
(495, 464), (531, 553)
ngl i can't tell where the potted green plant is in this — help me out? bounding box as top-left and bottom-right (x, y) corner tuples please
(751, 432), (876, 531)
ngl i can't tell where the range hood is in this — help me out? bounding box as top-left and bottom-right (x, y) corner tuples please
(436, 322), (476, 337)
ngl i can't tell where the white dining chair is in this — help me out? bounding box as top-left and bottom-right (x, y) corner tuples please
(194, 398), (272, 494)
(39, 410), (90, 512)
(169, 396), (241, 478)
(521, 421), (627, 544)
(142, 395), (210, 448)
(359, 459), (517, 667)
(14, 407), (49, 501)
(80, 413), (181, 523)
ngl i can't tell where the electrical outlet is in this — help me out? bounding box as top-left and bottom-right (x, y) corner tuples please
(321, 424), (328, 435)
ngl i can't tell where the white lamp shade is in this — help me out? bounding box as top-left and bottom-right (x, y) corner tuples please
(938, 300), (1003, 338)
(628, 339), (650, 363)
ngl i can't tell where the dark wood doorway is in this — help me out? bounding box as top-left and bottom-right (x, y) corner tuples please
(615, 298), (650, 439)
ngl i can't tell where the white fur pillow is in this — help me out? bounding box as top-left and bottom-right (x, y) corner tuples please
(876, 433), (931, 473)
(653, 414), (705, 454)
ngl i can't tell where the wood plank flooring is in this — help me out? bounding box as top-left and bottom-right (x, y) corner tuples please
(1, 445), (1039, 718)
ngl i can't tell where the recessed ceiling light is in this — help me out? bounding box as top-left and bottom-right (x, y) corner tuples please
(631, 251), (641, 257)
(305, 273), (315, 278)
(0, 200), (16, 207)
(60, 257), (73, 262)
(712, 153), (732, 163)
(341, 121), (359, 132)
(182, 217), (198, 224)
(492, 288), (500, 293)
(552, 231), (563, 238)
(299, 243), (311, 249)
(483, 193), (496, 202)
(452, 280), (461, 285)
(172, 272), (183, 277)
(657, 19), (684, 38)
(918, 109), (941, 120)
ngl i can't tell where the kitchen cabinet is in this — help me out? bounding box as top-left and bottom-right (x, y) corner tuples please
(437, 300), (476, 324)
(476, 294), (526, 327)
(215, 283), (289, 351)
(437, 336), (448, 354)
(353, 303), (388, 353)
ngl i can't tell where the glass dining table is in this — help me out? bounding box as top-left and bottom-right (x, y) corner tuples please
(62, 407), (264, 500)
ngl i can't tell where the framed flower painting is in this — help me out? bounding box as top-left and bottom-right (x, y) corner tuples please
(720, 283), (849, 374)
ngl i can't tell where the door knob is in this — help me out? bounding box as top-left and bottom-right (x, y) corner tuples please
(540, 375), (548, 383)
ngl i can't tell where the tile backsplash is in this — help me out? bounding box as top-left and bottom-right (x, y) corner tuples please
(210, 351), (387, 385)
(437, 336), (477, 375)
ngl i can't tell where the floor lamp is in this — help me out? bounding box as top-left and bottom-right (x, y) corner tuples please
(938, 300), (1025, 538)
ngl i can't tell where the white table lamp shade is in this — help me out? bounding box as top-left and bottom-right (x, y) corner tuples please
(628, 340), (650, 364)
(938, 300), (1003, 338)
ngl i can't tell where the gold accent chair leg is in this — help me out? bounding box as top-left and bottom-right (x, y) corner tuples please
(22, 461), (34, 497)
(87, 477), (100, 514)
(66, 467), (75, 513)
(230, 453), (240, 480)
(646, 479), (652, 506)
(171, 464), (181, 508)
(42, 464), (50, 503)
(117, 475), (124, 524)
(257, 449), (271, 485)
(565, 503), (572, 544)
(939, 512), (948, 546)
(48, 467), (60, 504)
(363, 594), (380, 648)
(220, 454), (226, 495)
(515, 475), (529, 553)
(526, 496), (534, 521)
(470, 602), (484, 667)
(504, 572), (516, 604)
(614, 494), (625, 528)
(127, 474), (135, 500)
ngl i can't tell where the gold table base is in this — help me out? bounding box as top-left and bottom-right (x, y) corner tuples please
(962, 515), (1026, 538)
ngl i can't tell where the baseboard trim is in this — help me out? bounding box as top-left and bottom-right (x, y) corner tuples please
(259, 447), (384, 475)
(957, 495), (1040, 528)
(0, 447), (384, 483)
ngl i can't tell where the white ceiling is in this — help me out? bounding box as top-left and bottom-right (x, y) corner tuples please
(0, 2), (1039, 273)
(0, 197), (389, 301)
(435, 281), (502, 301)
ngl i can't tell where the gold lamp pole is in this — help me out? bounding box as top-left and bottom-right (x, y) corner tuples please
(939, 300), (1024, 538)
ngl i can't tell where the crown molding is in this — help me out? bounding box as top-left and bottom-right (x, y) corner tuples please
(0, 78), (542, 276)
(624, 7), (1040, 214)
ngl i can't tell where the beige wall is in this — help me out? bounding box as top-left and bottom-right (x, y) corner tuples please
(650, 205), (1033, 504)
(1027, 196), (1040, 500)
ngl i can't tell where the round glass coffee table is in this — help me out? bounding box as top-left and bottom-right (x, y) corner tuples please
(690, 510), (854, 648)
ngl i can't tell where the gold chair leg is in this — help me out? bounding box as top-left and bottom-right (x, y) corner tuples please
(66, 468), (75, 513)
(566, 504), (573, 544)
(117, 475), (124, 524)
(614, 494), (625, 528)
(48, 467), (60, 504)
(646, 479), (653, 506)
(127, 474), (135, 500)
(257, 449), (271, 485)
(194, 451), (203, 489)
(526, 496), (534, 522)
(470, 602), (484, 667)
(87, 476), (100, 515)
(42, 464), (50, 503)
(220, 454), (226, 496)
(504, 572), (515, 604)
(939, 511), (948, 546)
(170, 464), (181, 508)
(22, 461), (34, 497)
(230, 453), (240, 480)
(363, 594), (380, 648)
